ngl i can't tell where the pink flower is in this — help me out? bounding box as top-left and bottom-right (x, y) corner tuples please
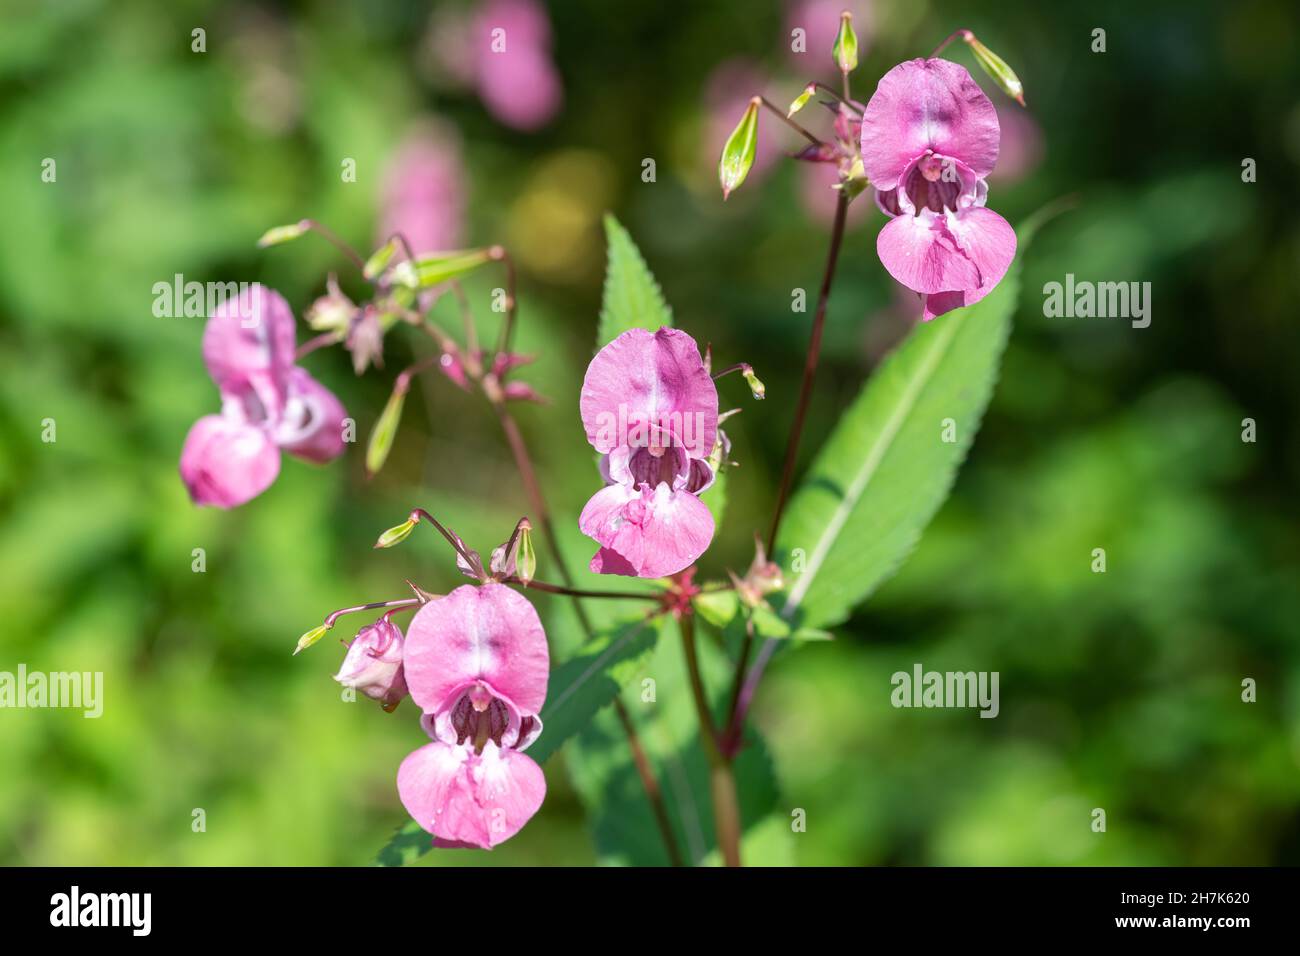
(377, 123), (465, 256)
(334, 620), (409, 711)
(180, 285), (348, 508)
(861, 58), (1017, 321)
(471, 0), (562, 131)
(578, 328), (719, 578)
(397, 584), (549, 849)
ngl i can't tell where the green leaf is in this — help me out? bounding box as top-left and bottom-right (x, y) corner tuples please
(597, 214), (672, 346)
(527, 614), (664, 765)
(365, 387), (406, 476)
(374, 820), (430, 867)
(565, 623), (781, 865)
(774, 237), (1028, 629)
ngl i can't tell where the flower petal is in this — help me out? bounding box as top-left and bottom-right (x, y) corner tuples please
(404, 583), (549, 717)
(876, 210), (983, 295)
(202, 285), (297, 397)
(579, 481), (715, 579)
(398, 740), (546, 849)
(580, 328), (718, 460)
(274, 367), (349, 464)
(179, 414), (280, 508)
(860, 58), (1000, 190)
(919, 207), (1017, 319)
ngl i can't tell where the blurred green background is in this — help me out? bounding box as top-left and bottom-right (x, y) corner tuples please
(2, 0), (1298, 865)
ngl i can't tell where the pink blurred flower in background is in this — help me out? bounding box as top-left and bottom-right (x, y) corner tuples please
(377, 122), (466, 255)
(180, 286), (347, 508)
(398, 584), (549, 849)
(469, 0), (563, 131)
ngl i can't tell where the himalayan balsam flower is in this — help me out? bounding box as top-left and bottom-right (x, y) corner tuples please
(334, 620), (408, 711)
(861, 58), (1017, 321)
(180, 286), (347, 508)
(579, 328), (719, 578)
(398, 584), (548, 849)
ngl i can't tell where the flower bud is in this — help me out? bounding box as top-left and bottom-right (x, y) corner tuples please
(742, 366), (766, 400)
(333, 620), (408, 711)
(366, 385), (407, 477)
(787, 83), (816, 118)
(294, 623), (331, 656)
(964, 33), (1025, 106)
(516, 521), (536, 585)
(305, 274), (355, 334)
(374, 517), (418, 549)
(718, 97), (760, 200)
(257, 221), (309, 247)
(833, 12), (859, 74)
(363, 239), (400, 281)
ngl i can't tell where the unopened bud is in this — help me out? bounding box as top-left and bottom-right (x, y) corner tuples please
(719, 97), (760, 200)
(788, 83), (816, 117)
(833, 12), (859, 74)
(294, 623), (331, 656)
(374, 517), (418, 549)
(742, 366), (766, 400)
(257, 221), (309, 248)
(516, 521), (536, 585)
(964, 33), (1025, 106)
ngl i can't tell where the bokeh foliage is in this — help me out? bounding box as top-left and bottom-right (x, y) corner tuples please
(1, 0), (1298, 865)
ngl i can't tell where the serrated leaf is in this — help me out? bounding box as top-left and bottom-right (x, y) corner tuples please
(373, 820), (430, 867)
(597, 214), (672, 347)
(527, 614), (664, 765)
(564, 623), (780, 865)
(774, 238), (1028, 630)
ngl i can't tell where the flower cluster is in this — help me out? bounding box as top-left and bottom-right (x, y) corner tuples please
(180, 286), (347, 508)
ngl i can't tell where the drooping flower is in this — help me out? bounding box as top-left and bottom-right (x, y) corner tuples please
(334, 619), (409, 711)
(578, 328), (719, 578)
(861, 58), (1017, 321)
(180, 285), (348, 508)
(397, 583), (549, 849)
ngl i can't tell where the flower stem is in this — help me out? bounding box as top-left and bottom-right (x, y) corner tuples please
(930, 28), (973, 58)
(678, 610), (742, 867)
(757, 96), (826, 148)
(322, 598), (421, 630)
(765, 190), (849, 554)
(489, 395), (685, 866)
(500, 576), (660, 602)
(299, 219), (367, 273)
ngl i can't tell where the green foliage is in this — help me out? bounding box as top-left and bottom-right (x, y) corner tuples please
(529, 614), (665, 765)
(597, 214), (673, 345)
(774, 243), (1025, 630)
